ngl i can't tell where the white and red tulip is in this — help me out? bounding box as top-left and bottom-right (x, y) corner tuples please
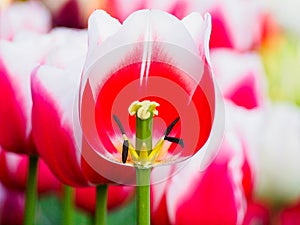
(78, 9), (222, 184)
(151, 113), (249, 225)
(210, 49), (268, 109)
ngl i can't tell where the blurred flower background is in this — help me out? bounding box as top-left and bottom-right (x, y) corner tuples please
(1, 0), (300, 225)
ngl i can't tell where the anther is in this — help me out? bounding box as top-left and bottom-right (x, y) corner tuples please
(164, 136), (184, 148)
(113, 114), (126, 134)
(122, 140), (129, 163)
(164, 117), (180, 136)
(113, 114), (129, 163)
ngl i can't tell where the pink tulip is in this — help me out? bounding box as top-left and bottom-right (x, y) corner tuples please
(151, 124), (248, 225)
(79, 9), (222, 184)
(210, 49), (267, 109)
(0, 0), (51, 40)
(0, 182), (24, 225)
(0, 147), (61, 194)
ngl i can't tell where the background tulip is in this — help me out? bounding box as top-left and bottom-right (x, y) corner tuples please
(252, 103), (300, 205)
(104, 0), (264, 51)
(211, 49), (268, 109)
(151, 111), (249, 225)
(39, 0), (106, 28)
(0, 147), (60, 193)
(0, 0), (51, 40)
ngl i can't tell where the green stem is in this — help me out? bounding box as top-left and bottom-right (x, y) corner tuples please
(24, 155), (38, 225)
(95, 184), (108, 225)
(136, 114), (152, 225)
(136, 168), (151, 225)
(62, 185), (74, 225)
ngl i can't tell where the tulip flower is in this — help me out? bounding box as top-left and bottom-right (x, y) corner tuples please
(226, 101), (300, 207)
(251, 103), (300, 206)
(0, 182), (24, 225)
(79, 9), (223, 225)
(40, 0), (106, 28)
(0, 0), (51, 40)
(0, 30), (67, 225)
(0, 28), (79, 154)
(30, 28), (104, 187)
(0, 147), (60, 193)
(210, 49), (267, 109)
(105, 0), (264, 51)
(80, 8), (220, 180)
(31, 27), (135, 225)
(151, 120), (248, 225)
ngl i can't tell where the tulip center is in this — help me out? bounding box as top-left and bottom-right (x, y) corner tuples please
(113, 100), (184, 168)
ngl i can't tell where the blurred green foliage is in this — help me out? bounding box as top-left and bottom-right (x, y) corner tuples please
(261, 33), (300, 106)
(36, 194), (136, 225)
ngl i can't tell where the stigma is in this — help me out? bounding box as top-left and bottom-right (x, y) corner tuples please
(128, 100), (159, 120)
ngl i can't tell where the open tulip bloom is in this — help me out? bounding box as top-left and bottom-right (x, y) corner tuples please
(77, 9), (224, 225)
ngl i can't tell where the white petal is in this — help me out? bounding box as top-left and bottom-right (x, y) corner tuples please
(83, 9), (208, 100)
(87, 10), (121, 50)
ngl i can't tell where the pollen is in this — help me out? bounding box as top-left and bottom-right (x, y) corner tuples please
(128, 100), (159, 120)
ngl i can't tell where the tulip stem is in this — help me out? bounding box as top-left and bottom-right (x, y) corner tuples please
(63, 185), (75, 225)
(24, 154), (39, 225)
(133, 101), (155, 225)
(136, 168), (151, 225)
(95, 184), (108, 225)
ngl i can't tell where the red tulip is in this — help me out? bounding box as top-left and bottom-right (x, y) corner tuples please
(0, 147), (60, 194)
(78, 9), (222, 184)
(151, 128), (248, 225)
(0, 0), (51, 40)
(0, 182), (24, 225)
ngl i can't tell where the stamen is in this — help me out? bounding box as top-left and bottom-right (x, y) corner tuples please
(164, 117), (180, 136)
(122, 140), (129, 163)
(113, 114), (129, 163)
(113, 114), (125, 134)
(164, 136), (184, 148)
